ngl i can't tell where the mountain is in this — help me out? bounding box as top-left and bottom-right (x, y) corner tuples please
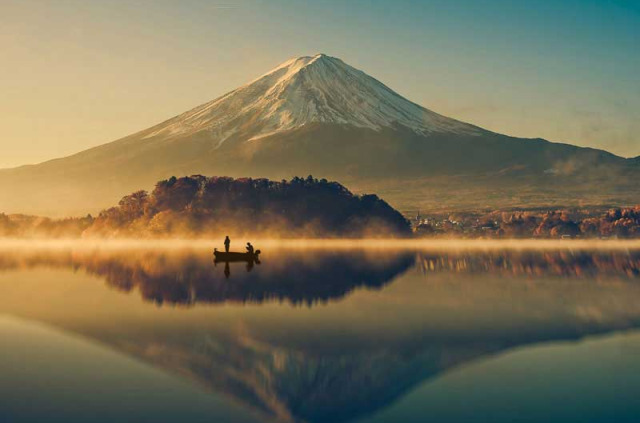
(1, 53), (638, 215)
(145, 54), (484, 143)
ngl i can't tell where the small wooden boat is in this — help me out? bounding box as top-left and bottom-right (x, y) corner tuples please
(214, 248), (261, 262)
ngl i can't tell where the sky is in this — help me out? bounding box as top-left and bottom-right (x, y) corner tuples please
(1, 0), (639, 168)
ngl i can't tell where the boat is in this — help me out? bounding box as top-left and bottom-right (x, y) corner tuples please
(213, 248), (261, 262)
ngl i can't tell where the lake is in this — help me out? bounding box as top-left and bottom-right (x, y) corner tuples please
(0, 240), (639, 423)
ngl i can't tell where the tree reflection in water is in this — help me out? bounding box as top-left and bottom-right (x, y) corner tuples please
(0, 247), (638, 307)
(0, 247), (416, 306)
(415, 250), (640, 279)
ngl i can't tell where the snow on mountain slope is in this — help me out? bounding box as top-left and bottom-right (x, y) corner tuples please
(143, 54), (483, 146)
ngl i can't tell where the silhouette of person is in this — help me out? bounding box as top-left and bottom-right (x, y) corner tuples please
(246, 242), (254, 255)
(224, 236), (230, 253)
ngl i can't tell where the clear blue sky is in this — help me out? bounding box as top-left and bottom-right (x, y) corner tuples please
(1, 0), (638, 167)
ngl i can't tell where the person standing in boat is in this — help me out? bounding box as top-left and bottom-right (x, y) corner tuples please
(224, 236), (230, 253)
(246, 242), (254, 255)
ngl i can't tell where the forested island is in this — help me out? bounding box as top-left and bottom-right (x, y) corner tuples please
(0, 176), (411, 238)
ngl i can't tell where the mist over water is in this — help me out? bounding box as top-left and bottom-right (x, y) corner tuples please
(1, 240), (640, 422)
(3, 237), (640, 251)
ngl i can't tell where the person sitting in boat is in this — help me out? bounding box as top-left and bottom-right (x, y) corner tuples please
(246, 242), (254, 255)
(224, 235), (230, 253)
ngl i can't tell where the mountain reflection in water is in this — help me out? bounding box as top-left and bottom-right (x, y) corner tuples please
(1, 245), (640, 423)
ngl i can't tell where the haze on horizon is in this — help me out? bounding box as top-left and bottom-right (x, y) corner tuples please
(1, 0), (639, 169)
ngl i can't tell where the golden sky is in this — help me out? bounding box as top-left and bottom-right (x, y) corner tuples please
(1, 0), (638, 168)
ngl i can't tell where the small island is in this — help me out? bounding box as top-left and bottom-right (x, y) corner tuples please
(0, 175), (411, 238)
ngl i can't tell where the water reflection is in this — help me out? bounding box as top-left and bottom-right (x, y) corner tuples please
(416, 250), (640, 278)
(215, 255), (260, 279)
(1, 246), (640, 423)
(0, 248), (415, 306)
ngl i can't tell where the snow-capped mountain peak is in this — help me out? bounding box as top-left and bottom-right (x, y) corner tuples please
(144, 54), (483, 144)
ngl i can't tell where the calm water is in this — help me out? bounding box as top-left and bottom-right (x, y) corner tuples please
(1, 242), (640, 423)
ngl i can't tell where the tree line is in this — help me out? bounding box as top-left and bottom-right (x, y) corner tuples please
(415, 207), (640, 238)
(0, 175), (411, 238)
